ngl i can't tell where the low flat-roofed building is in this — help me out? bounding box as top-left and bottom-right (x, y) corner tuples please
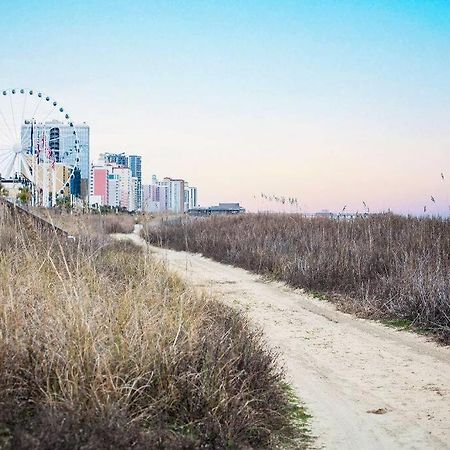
(188, 202), (245, 216)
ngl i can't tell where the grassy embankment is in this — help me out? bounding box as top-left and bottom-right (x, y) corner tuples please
(143, 213), (450, 343)
(33, 208), (136, 235)
(0, 210), (309, 449)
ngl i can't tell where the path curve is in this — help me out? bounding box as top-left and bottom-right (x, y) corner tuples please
(114, 229), (450, 449)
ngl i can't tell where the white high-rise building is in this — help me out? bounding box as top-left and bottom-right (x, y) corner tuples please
(184, 184), (198, 211)
(21, 121), (90, 199)
(108, 173), (120, 207)
(142, 184), (160, 212)
(143, 175), (197, 214)
(159, 182), (169, 212)
(164, 177), (185, 213)
(112, 166), (133, 211)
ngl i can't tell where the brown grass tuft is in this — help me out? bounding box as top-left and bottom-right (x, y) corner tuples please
(33, 209), (136, 236)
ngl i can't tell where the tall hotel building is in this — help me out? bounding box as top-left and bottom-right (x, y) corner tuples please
(143, 175), (197, 214)
(101, 152), (128, 167)
(22, 121), (90, 199)
(184, 183), (198, 211)
(111, 166), (133, 211)
(129, 155), (142, 210)
(108, 173), (121, 208)
(90, 166), (109, 206)
(165, 178), (185, 213)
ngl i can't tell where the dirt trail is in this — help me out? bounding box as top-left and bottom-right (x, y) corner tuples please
(114, 229), (450, 449)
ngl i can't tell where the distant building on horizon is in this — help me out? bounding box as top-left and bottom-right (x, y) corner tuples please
(89, 154), (197, 214)
(90, 152), (143, 211)
(165, 177), (185, 214)
(184, 183), (198, 211)
(142, 175), (198, 214)
(188, 203), (245, 216)
(142, 183), (159, 212)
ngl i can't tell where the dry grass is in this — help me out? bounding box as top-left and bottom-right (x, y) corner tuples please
(143, 213), (450, 342)
(0, 208), (307, 449)
(32, 209), (136, 236)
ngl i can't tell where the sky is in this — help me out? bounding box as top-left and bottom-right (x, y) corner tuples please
(1, 0), (449, 215)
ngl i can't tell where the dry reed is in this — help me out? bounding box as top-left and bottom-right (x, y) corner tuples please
(33, 209), (136, 236)
(0, 210), (306, 448)
(143, 213), (450, 342)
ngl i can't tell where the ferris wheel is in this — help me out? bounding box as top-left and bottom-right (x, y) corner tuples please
(0, 88), (81, 206)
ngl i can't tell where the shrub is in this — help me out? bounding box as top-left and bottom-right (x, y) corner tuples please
(0, 211), (306, 448)
(33, 210), (136, 236)
(102, 214), (135, 234)
(143, 213), (450, 342)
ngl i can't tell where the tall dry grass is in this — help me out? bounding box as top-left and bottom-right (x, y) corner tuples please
(33, 209), (136, 236)
(143, 213), (450, 342)
(0, 210), (306, 448)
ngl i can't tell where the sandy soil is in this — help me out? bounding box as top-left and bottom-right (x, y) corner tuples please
(114, 229), (450, 449)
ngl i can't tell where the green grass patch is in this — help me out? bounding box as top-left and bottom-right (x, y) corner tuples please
(278, 382), (313, 449)
(309, 290), (330, 302)
(382, 318), (413, 330)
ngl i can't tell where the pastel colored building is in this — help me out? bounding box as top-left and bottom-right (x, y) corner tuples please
(143, 175), (198, 214)
(142, 183), (160, 212)
(89, 165), (109, 206)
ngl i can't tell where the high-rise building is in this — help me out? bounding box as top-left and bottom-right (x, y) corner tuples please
(158, 178), (170, 211)
(128, 155), (142, 210)
(184, 183), (198, 211)
(142, 184), (160, 212)
(108, 173), (120, 207)
(130, 176), (138, 212)
(22, 120), (90, 200)
(164, 177), (185, 213)
(142, 175), (198, 214)
(112, 166), (133, 211)
(100, 152), (128, 167)
(90, 166), (109, 206)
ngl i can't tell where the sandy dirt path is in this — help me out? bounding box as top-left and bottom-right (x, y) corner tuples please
(114, 230), (450, 449)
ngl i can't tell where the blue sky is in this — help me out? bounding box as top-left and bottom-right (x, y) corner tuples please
(1, 0), (449, 214)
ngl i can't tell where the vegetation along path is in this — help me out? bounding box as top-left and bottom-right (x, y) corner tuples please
(115, 227), (450, 449)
